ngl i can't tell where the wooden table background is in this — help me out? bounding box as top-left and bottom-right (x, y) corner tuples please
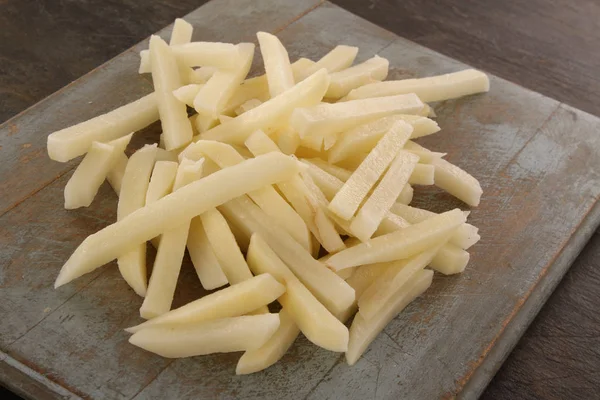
(1, 0), (599, 398)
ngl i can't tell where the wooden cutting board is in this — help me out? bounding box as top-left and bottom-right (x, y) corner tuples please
(2, 1), (600, 399)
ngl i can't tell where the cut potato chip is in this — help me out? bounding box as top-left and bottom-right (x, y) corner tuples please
(329, 120), (413, 220)
(346, 269), (432, 365)
(170, 42), (240, 69)
(64, 133), (132, 209)
(172, 84), (202, 107)
(127, 273), (284, 333)
(430, 242), (470, 275)
(145, 161), (178, 205)
(295, 45), (358, 81)
(116, 144), (157, 296)
(219, 196), (355, 315)
(47, 94), (157, 162)
(169, 18), (193, 46)
(408, 163), (435, 186)
(187, 217), (228, 290)
(236, 308), (300, 375)
(107, 152), (128, 195)
(432, 157), (483, 207)
(199, 68), (330, 144)
(194, 43), (255, 117)
(129, 314), (280, 358)
(277, 127), (301, 155)
(343, 69), (490, 102)
(187, 66), (217, 84)
(325, 55), (389, 99)
(291, 93), (423, 139)
(149, 36), (193, 150)
(257, 32), (295, 97)
(304, 158), (352, 182)
(396, 184), (413, 205)
(326, 208), (466, 270)
(235, 99), (263, 116)
(350, 151), (419, 241)
(247, 234), (349, 352)
(328, 115), (439, 164)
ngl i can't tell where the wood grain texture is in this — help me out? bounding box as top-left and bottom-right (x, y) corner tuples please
(1, 0), (600, 399)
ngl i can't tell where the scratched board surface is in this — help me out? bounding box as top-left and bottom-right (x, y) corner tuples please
(2, 1), (600, 399)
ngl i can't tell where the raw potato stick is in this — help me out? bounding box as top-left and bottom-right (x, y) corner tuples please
(149, 36), (193, 150)
(325, 55), (389, 99)
(295, 45), (358, 81)
(169, 18), (193, 45)
(235, 99), (262, 115)
(172, 84), (202, 107)
(397, 184), (413, 205)
(432, 157), (483, 207)
(54, 153), (302, 288)
(247, 234), (349, 352)
(430, 242), (470, 275)
(326, 209), (466, 270)
(107, 152), (129, 195)
(140, 42), (239, 73)
(193, 43), (255, 117)
(199, 68), (330, 144)
(257, 32), (295, 97)
(219, 196), (355, 316)
(64, 134), (132, 209)
(290, 93), (424, 139)
(47, 94), (158, 162)
(129, 314), (281, 358)
(346, 269), (433, 365)
(116, 144), (158, 296)
(187, 217), (228, 290)
(343, 69), (490, 102)
(140, 159), (205, 319)
(145, 161), (178, 205)
(127, 274), (284, 333)
(328, 115), (439, 164)
(350, 151), (419, 241)
(236, 308), (300, 375)
(408, 163), (435, 186)
(329, 120), (413, 220)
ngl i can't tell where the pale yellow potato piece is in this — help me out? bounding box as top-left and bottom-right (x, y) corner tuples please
(141, 159), (205, 319)
(107, 152), (128, 195)
(358, 247), (439, 319)
(328, 114), (439, 164)
(374, 212), (411, 237)
(403, 141), (446, 163)
(219, 196), (355, 315)
(315, 208), (345, 253)
(169, 18), (193, 46)
(257, 32), (295, 97)
(128, 273), (283, 333)
(295, 45), (358, 81)
(145, 161), (178, 205)
(430, 242), (470, 275)
(432, 157), (483, 207)
(350, 151), (419, 241)
(390, 203), (480, 249)
(236, 308), (300, 375)
(64, 133), (132, 209)
(325, 55), (389, 99)
(326, 208), (466, 270)
(247, 234), (349, 351)
(277, 127), (301, 155)
(171, 42), (239, 69)
(172, 84), (202, 107)
(193, 43), (255, 117)
(323, 133), (338, 151)
(116, 144), (157, 296)
(290, 93), (423, 139)
(187, 217), (228, 290)
(304, 158), (352, 182)
(201, 208), (253, 284)
(299, 133), (323, 152)
(408, 163), (435, 185)
(329, 121), (413, 220)
(301, 159), (344, 201)
(187, 66), (217, 84)
(235, 98), (263, 115)
(199, 68), (329, 144)
(129, 314), (280, 358)
(54, 153), (302, 288)
(149, 36), (193, 150)
(155, 147), (180, 162)
(47, 94), (157, 162)
(344, 69), (490, 102)
(219, 114), (234, 124)
(346, 262), (392, 299)
(396, 184), (413, 205)
(184, 140), (311, 251)
(346, 269), (432, 365)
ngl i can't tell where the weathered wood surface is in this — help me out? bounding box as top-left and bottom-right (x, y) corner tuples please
(1, 1), (600, 399)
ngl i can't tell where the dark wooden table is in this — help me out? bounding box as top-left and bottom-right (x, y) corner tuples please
(1, 1), (599, 398)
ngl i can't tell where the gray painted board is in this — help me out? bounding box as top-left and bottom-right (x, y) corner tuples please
(2, 1), (600, 399)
